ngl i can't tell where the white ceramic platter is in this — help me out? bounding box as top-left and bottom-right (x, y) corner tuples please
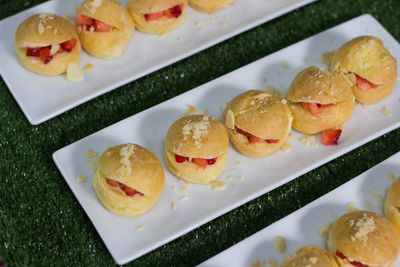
(52, 14), (400, 265)
(0, 0), (315, 125)
(199, 152), (400, 267)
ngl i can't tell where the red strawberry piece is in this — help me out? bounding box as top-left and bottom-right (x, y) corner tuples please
(192, 158), (208, 168)
(355, 74), (378, 92)
(175, 154), (187, 163)
(26, 47), (41, 57)
(61, 39), (77, 52)
(207, 158), (216, 165)
(39, 47), (53, 64)
(322, 129), (342, 145)
(266, 139), (279, 144)
(106, 178), (120, 187)
(94, 20), (113, 32)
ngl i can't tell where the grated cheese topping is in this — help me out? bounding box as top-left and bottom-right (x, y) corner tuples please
(350, 213), (375, 242)
(182, 116), (211, 148)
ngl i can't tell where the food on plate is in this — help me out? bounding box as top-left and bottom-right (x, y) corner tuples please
(327, 210), (400, 267)
(385, 177), (400, 235)
(75, 0), (134, 59)
(165, 115), (229, 184)
(189, 0), (233, 13)
(287, 66), (355, 135)
(222, 90), (292, 157)
(14, 13), (81, 75)
(279, 246), (338, 267)
(322, 129), (342, 146)
(93, 143), (165, 216)
(127, 0), (187, 34)
(330, 36), (397, 104)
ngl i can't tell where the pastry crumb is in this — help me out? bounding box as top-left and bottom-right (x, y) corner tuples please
(171, 202), (177, 211)
(268, 258), (278, 267)
(76, 174), (86, 182)
(250, 260), (265, 267)
(86, 149), (98, 158)
(382, 106), (392, 117)
(84, 64), (94, 71)
(184, 105), (196, 115)
(228, 168), (235, 172)
(280, 142), (292, 152)
(274, 236), (286, 253)
(280, 61), (289, 69)
(179, 196), (188, 201)
(317, 221), (332, 238)
(194, 108), (208, 115)
(312, 143), (319, 148)
(226, 175), (233, 180)
(66, 62), (84, 81)
(347, 202), (358, 212)
(136, 225), (144, 231)
(195, 21), (204, 27)
(264, 86), (275, 94)
(262, 78), (267, 83)
(287, 134), (293, 141)
(235, 161), (243, 166)
(239, 175), (244, 180)
(211, 181), (227, 190)
(180, 186), (188, 193)
(178, 37), (183, 42)
(281, 252), (291, 260)
(171, 186), (176, 190)
(159, 33), (166, 38)
(366, 201), (371, 211)
(329, 212), (333, 217)
(387, 172), (395, 180)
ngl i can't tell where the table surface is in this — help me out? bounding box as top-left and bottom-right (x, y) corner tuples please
(1, 0), (400, 266)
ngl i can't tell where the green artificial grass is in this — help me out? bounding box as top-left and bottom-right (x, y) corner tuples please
(1, 0), (400, 266)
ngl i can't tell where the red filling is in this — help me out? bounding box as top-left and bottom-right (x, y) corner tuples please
(76, 14), (114, 32)
(354, 74), (379, 92)
(236, 128), (279, 144)
(301, 102), (334, 116)
(106, 178), (144, 197)
(174, 154), (217, 168)
(25, 39), (77, 64)
(145, 3), (184, 21)
(322, 129), (342, 145)
(336, 250), (371, 267)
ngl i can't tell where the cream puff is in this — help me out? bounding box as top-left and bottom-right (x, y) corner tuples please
(127, 0), (187, 34)
(165, 115), (229, 184)
(280, 246), (338, 267)
(328, 211), (400, 267)
(385, 177), (400, 235)
(189, 0), (233, 13)
(287, 66), (355, 135)
(330, 36), (397, 104)
(14, 13), (81, 75)
(93, 143), (165, 216)
(75, 0), (135, 59)
(222, 90), (292, 157)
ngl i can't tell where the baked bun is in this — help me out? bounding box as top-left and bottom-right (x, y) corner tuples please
(287, 66), (355, 135)
(75, 0), (135, 59)
(222, 90), (292, 157)
(93, 143), (165, 216)
(165, 115), (229, 184)
(280, 246), (338, 267)
(189, 0), (233, 13)
(14, 13), (81, 75)
(330, 36), (397, 104)
(385, 177), (400, 235)
(328, 211), (400, 267)
(127, 0), (187, 34)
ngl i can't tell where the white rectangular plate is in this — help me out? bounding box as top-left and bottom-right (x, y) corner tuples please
(199, 152), (400, 267)
(52, 14), (400, 265)
(0, 0), (315, 125)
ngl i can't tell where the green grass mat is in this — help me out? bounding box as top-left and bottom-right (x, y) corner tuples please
(1, 0), (400, 266)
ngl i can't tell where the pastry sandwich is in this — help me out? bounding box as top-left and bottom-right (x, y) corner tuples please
(127, 0), (187, 34)
(385, 177), (400, 236)
(75, 0), (135, 59)
(330, 36), (397, 104)
(14, 13), (81, 75)
(165, 115), (229, 184)
(189, 0), (233, 13)
(280, 246), (338, 267)
(93, 143), (165, 216)
(223, 90), (292, 157)
(287, 66), (355, 135)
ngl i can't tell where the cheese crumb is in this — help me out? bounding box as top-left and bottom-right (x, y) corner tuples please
(136, 225), (144, 231)
(273, 236), (286, 253)
(180, 186), (188, 193)
(226, 175), (232, 180)
(250, 260), (265, 267)
(287, 134), (293, 141)
(86, 149), (98, 158)
(84, 64), (94, 71)
(281, 252), (291, 260)
(281, 61), (289, 69)
(225, 109), (235, 129)
(317, 221), (332, 238)
(171, 202), (177, 211)
(76, 174), (86, 182)
(268, 258), (277, 267)
(382, 106), (392, 116)
(50, 44), (60, 55)
(347, 202), (358, 212)
(179, 196), (188, 201)
(211, 181), (227, 190)
(351, 213), (375, 242)
(184, 105), (196, 116)
(387, 172), (395, 180)
(309, 257), (318, 264)
(66, 63), (84, 81)
(281, 99), (287, 104)
(280, 142), (292, 152)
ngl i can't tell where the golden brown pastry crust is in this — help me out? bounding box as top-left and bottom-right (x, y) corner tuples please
(76, 0), (135, 59)
(280, 246), (338, 267)
(287, 66), (355, 134)
(385, 177), (400, 236)
(189, 0), (233, 13)
(330, 36), (397, 104)
(14, 13), (81, 75)
(327, 211), (400, 267)
(94, 143), (165, 216)
(165, 115), (229, 183)
(222, 90), (292, 157)
(127, 0), (187, 34)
